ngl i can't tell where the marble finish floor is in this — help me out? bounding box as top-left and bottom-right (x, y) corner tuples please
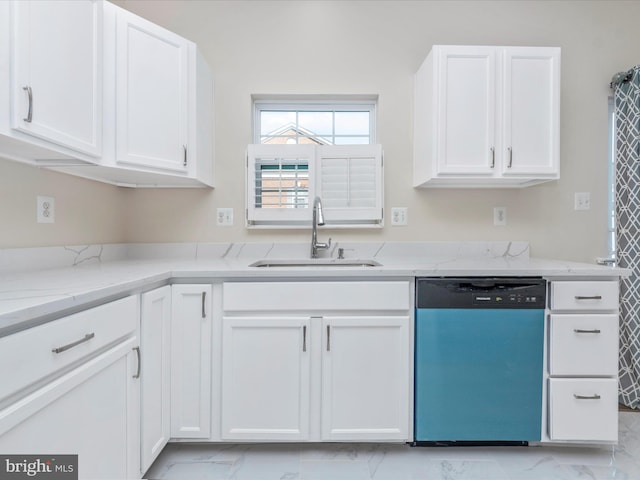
(144, 412), (640, 480)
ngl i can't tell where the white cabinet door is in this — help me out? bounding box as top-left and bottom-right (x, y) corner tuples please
(321, 316), (410, 441)
(11, 0), (102, 157)
(140, 286), (171, 473)
(221, 317), (311, 441)
(115, 7), (189, 173)
(0, 340), (139, 480)
(435, 46), (496, 175)
(171, 285), (212, 439)
(501, 47), (560, 176)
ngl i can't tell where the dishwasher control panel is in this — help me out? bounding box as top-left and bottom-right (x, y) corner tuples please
(416, 278), (547, 309)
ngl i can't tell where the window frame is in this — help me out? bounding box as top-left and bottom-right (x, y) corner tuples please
(247, 96), (382, 229)
(608, 96), (616, 260)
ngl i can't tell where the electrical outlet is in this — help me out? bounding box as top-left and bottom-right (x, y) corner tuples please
(575, 192), (591, 210)
(37, 196), (55, 224)
(216, 207), (233, 226)
(391, 207), (408, 226)
(493, 207), (506, 226)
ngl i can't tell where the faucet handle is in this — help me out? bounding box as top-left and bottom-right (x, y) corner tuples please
(316, 238), (331, 250)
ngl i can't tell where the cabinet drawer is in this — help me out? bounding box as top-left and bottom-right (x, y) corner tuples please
(549, 314), (618, 376)
(0, 296), (138, 403)
(223, 281), (411, 312)
(550, 281), (619, 311)
(548, 378), (618, 442)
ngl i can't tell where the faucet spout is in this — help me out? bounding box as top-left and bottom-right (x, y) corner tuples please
(311, 196), (331, 258)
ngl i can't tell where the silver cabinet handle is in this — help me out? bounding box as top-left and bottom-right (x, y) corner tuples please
(23, 86), (33, 123)
(574, 394), (601, 400)
(52, 333), (95, 354)
(132, 346), (141, 379)
(490, 147), (495, 168)
(575, 295), (603, 300)
(201, 291), (206, 318)
(507, 147), (513, 168)
(574, 329), (601, 334)
(326, 325), (331, 352)
(183, 145), (187, 167)
(302, 325), (307, 352)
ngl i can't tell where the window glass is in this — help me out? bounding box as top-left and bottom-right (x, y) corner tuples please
(255, 98), (375, 145)
(254, 158), (309, 209)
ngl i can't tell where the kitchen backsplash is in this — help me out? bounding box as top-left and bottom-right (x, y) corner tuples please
(0, 241), (530, 274)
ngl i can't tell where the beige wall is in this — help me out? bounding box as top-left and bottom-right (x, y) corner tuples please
(0, 160), (126, 248)
(2, 1), (639, 261)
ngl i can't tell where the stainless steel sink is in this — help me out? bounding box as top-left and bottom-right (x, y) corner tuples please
(249, 259), (382, 268)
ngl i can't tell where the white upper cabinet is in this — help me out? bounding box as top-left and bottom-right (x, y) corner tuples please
(413, 45), (560, 188)
(97, 2), (214, 187)
(114, 7), (189, 173)
(1, 1), (215, 188)
(0, 0), (103, 162)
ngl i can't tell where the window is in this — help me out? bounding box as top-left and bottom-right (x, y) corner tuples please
(254, 97), (376, 145)
(247, 97), (382, 228)
(608, 96), (616, 260)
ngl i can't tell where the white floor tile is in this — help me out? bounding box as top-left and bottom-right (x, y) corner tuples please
(144, 413), (640, 480)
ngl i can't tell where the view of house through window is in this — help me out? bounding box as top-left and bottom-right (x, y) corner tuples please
(253, 98), (376, 210)
(255, 160), (309, 209)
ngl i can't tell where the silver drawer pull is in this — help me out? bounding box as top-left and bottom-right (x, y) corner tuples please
(574, 295), (603, 300)
(133, 346), (141, 379)
(52, 333), (95, 354)
(23, 85), (33, 122)
(302, 325), (307, 352)
(574, 329), (601, 334)
(574, 394), (601, 400)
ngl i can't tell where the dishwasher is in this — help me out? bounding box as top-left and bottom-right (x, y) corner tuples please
(413, 277), (546, 446)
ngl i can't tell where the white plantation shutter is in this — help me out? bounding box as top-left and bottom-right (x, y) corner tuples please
(246, 144), (316, 225)
(317, 145), (383, 223)
(246, 144), (383, 227)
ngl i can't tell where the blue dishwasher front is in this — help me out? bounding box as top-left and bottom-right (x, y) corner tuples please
(414, 278), (546, 446)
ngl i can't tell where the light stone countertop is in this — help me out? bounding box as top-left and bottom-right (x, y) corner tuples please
(0, 241), (628, 337)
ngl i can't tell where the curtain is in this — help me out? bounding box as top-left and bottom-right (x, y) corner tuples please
(613, 65), (640, 408)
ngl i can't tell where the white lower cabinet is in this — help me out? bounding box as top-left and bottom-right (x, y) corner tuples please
(221, 317), (311, 441)
(170, 284), (212, 439)
(140, 286), (171, 473)
(321, 316), (409, 441)
(0, 296), (140, 479)
(547, 280), (620, 443)
(221, 280), (412, 442)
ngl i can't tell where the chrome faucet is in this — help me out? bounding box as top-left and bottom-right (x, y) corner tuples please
(311, 196), (331, 258)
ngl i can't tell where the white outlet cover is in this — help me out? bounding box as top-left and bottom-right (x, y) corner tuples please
(575, 192), (591, 211)
(391, 207), (408, 226)
(493, 207), (506, 226)
(37, 195), (55, 224)
(216, 207), (234, 226)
